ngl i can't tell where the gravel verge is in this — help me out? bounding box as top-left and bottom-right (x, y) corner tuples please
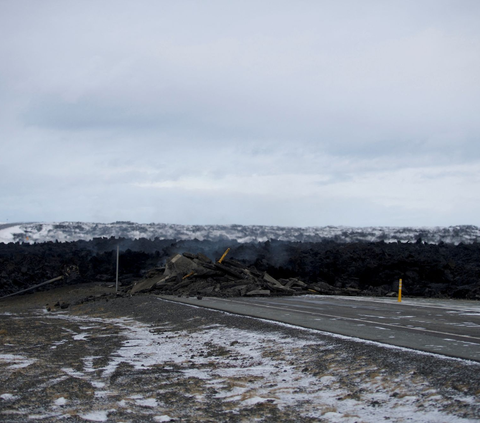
(1, 283), (479, 422)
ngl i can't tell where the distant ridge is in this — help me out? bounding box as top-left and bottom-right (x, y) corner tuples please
(1, 222), (479, 245)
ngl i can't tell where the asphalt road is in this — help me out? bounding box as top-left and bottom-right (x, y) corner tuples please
(161, 295), (480, 362)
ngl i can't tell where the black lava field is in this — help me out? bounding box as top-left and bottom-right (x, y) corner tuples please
(1, 237), (479, 300)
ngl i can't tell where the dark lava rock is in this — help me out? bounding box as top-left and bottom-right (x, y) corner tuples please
(0, 238), (479, 300)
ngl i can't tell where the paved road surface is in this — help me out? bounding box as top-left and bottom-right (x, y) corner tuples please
(161, 295), (480, 362)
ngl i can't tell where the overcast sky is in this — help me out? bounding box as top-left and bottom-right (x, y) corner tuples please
(1, 1), (479, 227)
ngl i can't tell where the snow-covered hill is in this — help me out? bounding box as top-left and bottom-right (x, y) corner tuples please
(1, 222), (479, 244)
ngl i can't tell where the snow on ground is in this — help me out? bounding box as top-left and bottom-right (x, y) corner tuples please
(0, 225), (23, 244)
(79, 410), (110, 422)
(1, 221), (479, 244)
(1, 311), (478, 422)
(0, 353), (37, 369)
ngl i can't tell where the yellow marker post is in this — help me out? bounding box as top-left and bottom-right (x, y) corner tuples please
(398, 278), (402, 302)
(182, 271), (195, 280)
(218, 248), (230, 263)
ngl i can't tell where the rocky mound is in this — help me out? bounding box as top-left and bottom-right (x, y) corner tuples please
(129, 251), (309, 297)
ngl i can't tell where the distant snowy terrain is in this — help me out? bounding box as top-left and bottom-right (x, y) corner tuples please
(1, 222), (479, 244)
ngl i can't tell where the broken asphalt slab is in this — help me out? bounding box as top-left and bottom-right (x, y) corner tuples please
(130, 251), (308, 297)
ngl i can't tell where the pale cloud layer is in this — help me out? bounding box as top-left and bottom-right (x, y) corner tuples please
(1, 1), (479, 226)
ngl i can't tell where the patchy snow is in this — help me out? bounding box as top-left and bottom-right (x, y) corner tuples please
(1, 221), (479, 244)
(50, 339), (67, 349)
(60, 366), (86, 378)
(28, 412), (65, 420)
(0, 353), (36, 369)
(40, 313), (480, 421)
(135, 398), (158, 407)
(79, 410), (109, 421)
(0, 225), (23, 243)
(54, 397), (67, 406)
(73, 332), (89, 341)
(0, 393), (17, 401)
(1, 310), (479, 421)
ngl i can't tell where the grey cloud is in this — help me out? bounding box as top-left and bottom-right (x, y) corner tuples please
(22, 96), (181, 131)
(1, 0), (480, 226)
(21, 90), (480, 169)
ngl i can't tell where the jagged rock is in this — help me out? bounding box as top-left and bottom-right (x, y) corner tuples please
(280, 278), (307, 290)
(214, 263), (244, 279)
(164, 254), (198, 277)
(263, 272), (294, 293)
(182, 252), (196, 260)
(246, 289), (271, 296)
(195, 253), (212, 264)
(155, 275), (177, 286)
(308, 282), (337, 294)
(144, 267), (165, 278)
(131, 276), (166, 294)
(263, 272), (280, 285)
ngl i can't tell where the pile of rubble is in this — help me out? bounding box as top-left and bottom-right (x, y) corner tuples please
(130, 250), (311, 297)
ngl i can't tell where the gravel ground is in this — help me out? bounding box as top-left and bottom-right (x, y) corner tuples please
(1, 283), (480, 422)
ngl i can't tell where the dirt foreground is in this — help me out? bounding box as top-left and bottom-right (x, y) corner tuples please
(1, 283), (480, 422)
